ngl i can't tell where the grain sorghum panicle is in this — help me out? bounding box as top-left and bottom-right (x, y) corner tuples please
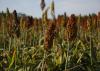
(64, 14), (77, 41)
(44, 19), (56, 50)
(40, 0), (46, 11)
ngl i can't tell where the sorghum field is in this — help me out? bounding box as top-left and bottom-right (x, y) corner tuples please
(0, 0), (100, 71)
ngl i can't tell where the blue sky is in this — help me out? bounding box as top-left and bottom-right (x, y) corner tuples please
(0, 0), (100, 17)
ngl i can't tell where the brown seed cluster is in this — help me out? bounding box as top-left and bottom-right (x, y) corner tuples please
(64, 14), (77, 41)
(40, 0), (46, 11)
(44, 20), (56, 50)
(81, 16), (88, 31)
(98, 12), (100, 21)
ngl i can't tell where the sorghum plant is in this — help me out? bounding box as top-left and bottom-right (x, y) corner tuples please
(64, 14), (77, 41)
(44, 20), (56, 50)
